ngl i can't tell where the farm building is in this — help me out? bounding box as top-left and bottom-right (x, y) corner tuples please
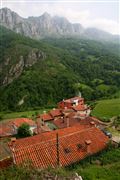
(58, 96), (84, 109)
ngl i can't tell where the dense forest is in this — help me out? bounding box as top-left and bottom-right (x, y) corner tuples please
(0, 26), (120, 111)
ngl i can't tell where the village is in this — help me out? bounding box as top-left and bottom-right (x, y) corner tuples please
(0, 95), (117, 169)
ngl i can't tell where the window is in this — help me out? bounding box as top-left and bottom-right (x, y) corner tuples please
(64, 148), (71, 154)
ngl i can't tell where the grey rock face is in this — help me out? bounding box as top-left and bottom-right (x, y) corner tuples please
(0, 8), (118, 42)
(1, 49), (46, 86)
(0, 8), (24, 30)
(25, 49), (45, 67)
(3, 56), (24, 85)
(0, 8), (84, 39)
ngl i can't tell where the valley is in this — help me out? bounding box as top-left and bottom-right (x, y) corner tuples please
(0, 26), (120, 112)
(0, 6), (120, 180)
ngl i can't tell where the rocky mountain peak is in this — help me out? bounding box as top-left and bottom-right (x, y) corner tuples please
(41, 12), (51, 18)
(0, 7), (84, 38)
(0, 7), (118, 41)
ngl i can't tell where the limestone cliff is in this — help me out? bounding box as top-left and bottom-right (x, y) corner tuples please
(0, 49), (46, 85)
(0, 8), (118, 42)
(0, 8), (84, 39)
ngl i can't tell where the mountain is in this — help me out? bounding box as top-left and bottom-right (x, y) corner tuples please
(83, 28), (119, 42)
(0, 7), (118, 42)
(0, 26), (120, 111)
(0, 8), (84, 39)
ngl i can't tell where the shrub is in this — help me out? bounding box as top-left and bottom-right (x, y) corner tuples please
(17, 123), (32, 138)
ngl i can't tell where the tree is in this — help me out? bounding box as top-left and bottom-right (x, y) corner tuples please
(17, 123), (32, 138)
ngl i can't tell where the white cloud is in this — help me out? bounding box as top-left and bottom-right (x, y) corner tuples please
(1, 1), (119, 35)
(49, 6), (119, 35)
(83, 18), (119, 35)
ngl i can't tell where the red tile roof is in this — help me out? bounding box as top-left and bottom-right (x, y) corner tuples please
(0, 126), (12, 137)
(40, 113), (53, 122)
(0, 121), (15, 137)
(72, 104), (87, 111)
(9, 125), (109, 168)
(80, 117), (101, 126)
(53, 115), (101, 129)
(0, 118), (36, 137)
(62, 108), (75, 113)
(50, 109), (63, 118)
(53, 117), (82, 129)
(12, 118), (36, 127)
(35, 120), (51, 134)
(0, 157), (13, 169)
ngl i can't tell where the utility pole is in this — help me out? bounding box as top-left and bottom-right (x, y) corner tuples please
(56, 133), (60, 167)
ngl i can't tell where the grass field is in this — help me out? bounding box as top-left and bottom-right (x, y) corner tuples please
(91, 98), (120, 120)
(66, 147), (120, 180)
(74, 162), (120, 180)
(112, 90), (120, 98)
(1, 98), (120, 121)
(0, 108), (51, 120)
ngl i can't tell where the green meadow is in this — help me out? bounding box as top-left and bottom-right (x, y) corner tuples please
(92, 98), (120, 120)
(0, 98), (120, 121)
(0, 108), (51, 120)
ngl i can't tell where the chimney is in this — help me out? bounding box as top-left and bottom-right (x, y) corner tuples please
(11, 137), (16, 143)
(90, 121), (95, 126)
(85, 140), (91, 154)
(9, 137), (16, 147)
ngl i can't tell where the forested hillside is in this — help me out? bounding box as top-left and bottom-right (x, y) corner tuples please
(0, 26), (120, 111)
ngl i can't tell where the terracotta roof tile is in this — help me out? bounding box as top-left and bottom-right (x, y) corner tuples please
(53, 117), (84, 129)
(0, 157), (13, 169)
(35, 120), (51, 134)
(0, 121), (15, 137)
(12, 118), (36, 127)
(50, 109), (63, 118)
(72, 104), (87, 111)
(0, 118), (36, 137)
(9, 125), (109, 168)
(53, 116), (101, 129)
(40, 113), (53, 122)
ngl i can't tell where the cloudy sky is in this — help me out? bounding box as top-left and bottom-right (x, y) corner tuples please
(1, 0), (119, 35)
